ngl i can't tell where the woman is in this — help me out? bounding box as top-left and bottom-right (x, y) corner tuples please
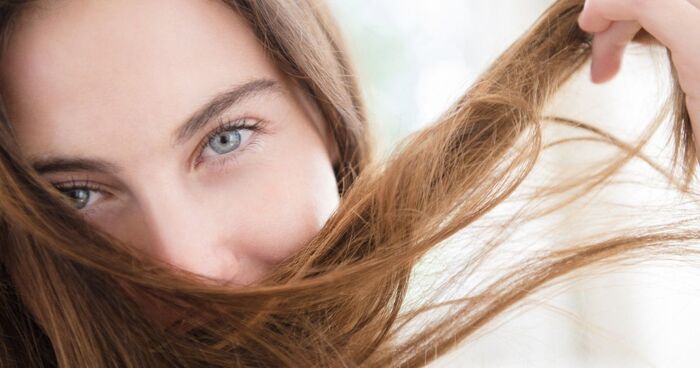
(0, 0), (698, 366)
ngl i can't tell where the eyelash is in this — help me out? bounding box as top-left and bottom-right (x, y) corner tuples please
(52, 177), (106, 212)
(52, 117), (266, 210)
(194, 117), (264, 169)
(54, 177), (105, 192)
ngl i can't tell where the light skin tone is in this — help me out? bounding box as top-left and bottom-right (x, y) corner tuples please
(0, 0), (341, 286)
(579, 0), (700, 165)
(3, 0), (696, 287)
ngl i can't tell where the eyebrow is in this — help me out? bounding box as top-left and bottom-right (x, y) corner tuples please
(30, 78), (280, 175)
(173, 78), (279, 146)
(31, 157), (121, 175)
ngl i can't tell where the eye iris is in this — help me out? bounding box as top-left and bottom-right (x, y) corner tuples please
(209, 130), (241, 154)
(65, 189), (89, 209)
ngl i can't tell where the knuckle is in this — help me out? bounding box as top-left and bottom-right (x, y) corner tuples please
(629, 0), (653, 15)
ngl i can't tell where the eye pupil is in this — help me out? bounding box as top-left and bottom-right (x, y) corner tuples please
(64, 189), (89, 209)
(209, 130), (241, 154)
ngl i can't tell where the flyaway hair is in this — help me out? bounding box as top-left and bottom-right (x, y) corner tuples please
(0, 0), (699, 366)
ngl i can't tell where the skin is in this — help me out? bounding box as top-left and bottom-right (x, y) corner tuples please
(2, 0), (691, 294)
(579, 0), (700, 165)
(0, 0), (341, 286)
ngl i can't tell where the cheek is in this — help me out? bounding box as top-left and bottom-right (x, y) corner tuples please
(232, 126), (340, 264)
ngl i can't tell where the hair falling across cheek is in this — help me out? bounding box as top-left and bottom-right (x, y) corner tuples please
(113, 279), (189, 332)
(0, 0), (375, 365)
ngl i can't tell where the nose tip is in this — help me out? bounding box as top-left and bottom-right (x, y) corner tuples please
(156, 238), (242, 282)
(131, 176), (273, 284)
(153, 236), (268, 285)
(137, 195), (243, 282)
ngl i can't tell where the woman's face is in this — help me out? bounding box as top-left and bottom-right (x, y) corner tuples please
(0, 0), (341, 285)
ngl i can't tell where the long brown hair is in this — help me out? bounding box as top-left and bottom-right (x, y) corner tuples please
(0, 0), (698, 366)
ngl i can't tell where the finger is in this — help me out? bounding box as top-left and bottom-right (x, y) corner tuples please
(578, 1), (613, 33)
(590, 20), (642, 83)
(583, 0), (700, 52)
(638, 0), (700, 52)
(582, 0), (699, 45)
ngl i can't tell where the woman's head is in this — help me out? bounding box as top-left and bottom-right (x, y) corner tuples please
(0, 0), (371, 284)
(0, 0), (696, 367)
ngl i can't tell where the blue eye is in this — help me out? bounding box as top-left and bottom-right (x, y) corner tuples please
(208, 130), (241, 155)
(198, 118), (263, 163)
(64, 188), (90, 209)
(53, 180), (105, 211)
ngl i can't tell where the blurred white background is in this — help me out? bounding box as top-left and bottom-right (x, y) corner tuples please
(327, 0), (554, 154)
(326, 0), (700, 367)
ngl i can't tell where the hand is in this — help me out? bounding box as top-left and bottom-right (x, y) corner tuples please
(578, 0), (700, 163)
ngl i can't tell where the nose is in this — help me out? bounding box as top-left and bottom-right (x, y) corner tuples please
(135, 177), (243, 283)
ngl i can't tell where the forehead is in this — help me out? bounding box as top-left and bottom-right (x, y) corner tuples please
(0, 0), (281, 156)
